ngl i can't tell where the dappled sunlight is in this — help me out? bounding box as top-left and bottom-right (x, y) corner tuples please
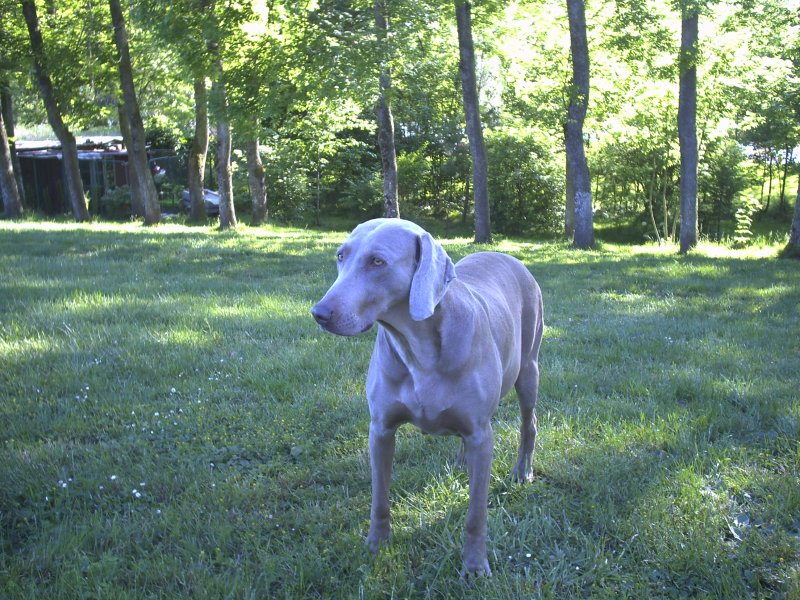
(1, 222), (798, 597)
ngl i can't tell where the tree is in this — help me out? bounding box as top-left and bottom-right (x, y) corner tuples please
(786, 176), (800, 258)
(677, 0), (699, 253)
(109, 0), (160, 225)
(21, 0), (89, 222)
(565, 0), (593, 248)
(188, 77), (209, 223)
(455, 0), (491, 243)
(212, 59), (236, 230)
(0, 102), (22, 218)
(375, 0), (399, 218)
(1, 83), (25, 203)
(245, 128), (268, 225)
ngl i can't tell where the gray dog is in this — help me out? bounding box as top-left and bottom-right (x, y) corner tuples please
(311, 218), (543, 576)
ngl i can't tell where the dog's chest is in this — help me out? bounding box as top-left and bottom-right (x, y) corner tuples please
(374, 366), (484, 436)
(398, 377), (461, 435)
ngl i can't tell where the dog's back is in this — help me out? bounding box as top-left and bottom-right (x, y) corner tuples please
(454, 251), (543, 362)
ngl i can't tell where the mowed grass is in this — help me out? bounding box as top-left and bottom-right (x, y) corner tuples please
(1, 220), (798, 599)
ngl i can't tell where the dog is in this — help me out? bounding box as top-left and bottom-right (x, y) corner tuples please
(311, 218), (543, 576)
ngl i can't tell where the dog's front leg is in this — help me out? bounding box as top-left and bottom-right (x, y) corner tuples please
(366, 420), (396, 554)
(461, 425), (494, 576)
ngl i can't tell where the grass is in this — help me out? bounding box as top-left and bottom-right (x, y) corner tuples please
(1, 219), (798, 599)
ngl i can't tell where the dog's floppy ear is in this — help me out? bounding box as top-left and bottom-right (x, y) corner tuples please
(409, 232), (456, 321)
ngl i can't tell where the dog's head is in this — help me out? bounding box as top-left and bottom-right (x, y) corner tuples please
(311, 219), (456, 336)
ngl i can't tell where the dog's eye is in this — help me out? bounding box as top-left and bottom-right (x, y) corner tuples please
(336, 252), (344, 262)
(371, 257), (385, 267)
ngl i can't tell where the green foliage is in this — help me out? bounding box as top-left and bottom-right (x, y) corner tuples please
(733, 195), (762, 247)
(699, 137), (756, 240)
(261, 136), (314, 223)
(486, 127), (564, 235)
(145, 124), (180, 152)
(4, 0), (798, 240)
(98, 185), (131, 219)
(1, 221), (798, 597)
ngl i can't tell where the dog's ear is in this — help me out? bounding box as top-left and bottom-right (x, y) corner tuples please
(409, 232), (456, 321)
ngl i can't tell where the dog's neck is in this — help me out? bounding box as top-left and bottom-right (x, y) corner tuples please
(376, 287), (473, 375)
(377, 303), (444, 370)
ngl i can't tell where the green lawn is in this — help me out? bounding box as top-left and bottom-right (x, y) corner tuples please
(1, 220), (798, 598)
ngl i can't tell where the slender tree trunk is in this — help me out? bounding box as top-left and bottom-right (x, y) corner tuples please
(0, 106), (23, 219)
(245, 136), (268, 225)
(188, 77), (209, 223)
(780, 147), (792, 211)
(455, 0), (490, 243)
(1, 86), (25, 202)
(766, 151), (774, 211)
(662, 174), (670, 241)
(647, 158), (661, 244)
(462, 171), (471, 224)
(216, 118), (235, 230)
(117, 101), (144, 217)
(565, 0), (593, 249)
(564, 152), (575, 238)
(21, 0), (89, 222)
(375, 0), (399, 218)
(212, 63), (236, 230)
(678, 1), (699, 254)
(785, 174), (800, 258)
(109, 0), (160, 225)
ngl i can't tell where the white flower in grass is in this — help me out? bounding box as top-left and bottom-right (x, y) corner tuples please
(132, 489), (142, 499)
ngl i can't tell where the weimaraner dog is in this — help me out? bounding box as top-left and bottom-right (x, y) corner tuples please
(311, 218), (543, 576)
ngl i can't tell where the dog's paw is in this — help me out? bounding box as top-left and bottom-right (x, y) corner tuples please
(460, 558), (492, 579)
(366, 528), (391, 555)
(510, 461), (534, 484)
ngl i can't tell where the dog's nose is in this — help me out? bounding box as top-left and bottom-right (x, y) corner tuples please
(311, 303), (332, 328)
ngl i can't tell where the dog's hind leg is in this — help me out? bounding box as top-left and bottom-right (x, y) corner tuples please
(510, 359), (539, 483)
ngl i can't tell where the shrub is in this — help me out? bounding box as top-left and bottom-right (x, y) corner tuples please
(486, 127), (564, 235)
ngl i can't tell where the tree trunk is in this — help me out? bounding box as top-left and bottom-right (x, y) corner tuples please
(21, 0), (89, 222)
(780, 147), (792, 211)
(375, 0), (399, 218)
(216, 118), (235, 230)
(785, 174), (800, 258)
(678, 1), (699, 254)
(0, 106), (23, 219)
(565, 0), (593, 249)
(109, 0), (160, 225)
(455, 0), (490, 243)
(212, 65), (236, 230)
(245, 136), (268, 225)
(1, 86), (25, 202)
(564, 151), (575, 238)
(647, 158), (661, 244)
(188, 77), (209, 223)
(765, 151), (774, 211)
(117, 101), (144, 217)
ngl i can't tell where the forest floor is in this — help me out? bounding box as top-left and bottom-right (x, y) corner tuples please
(1, 220), (798, 598)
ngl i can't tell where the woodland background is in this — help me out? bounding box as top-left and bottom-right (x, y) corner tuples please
(1, 0), (799, 250)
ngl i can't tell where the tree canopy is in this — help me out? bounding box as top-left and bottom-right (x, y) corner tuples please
(1, 0), (798, 245)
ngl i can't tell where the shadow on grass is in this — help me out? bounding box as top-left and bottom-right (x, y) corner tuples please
(1, 223), (798, 597)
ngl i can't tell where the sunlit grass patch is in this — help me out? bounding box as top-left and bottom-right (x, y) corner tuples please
(1, 220), (798, 598)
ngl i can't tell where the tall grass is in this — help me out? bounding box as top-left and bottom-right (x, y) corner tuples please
(1, 221), (798, 598)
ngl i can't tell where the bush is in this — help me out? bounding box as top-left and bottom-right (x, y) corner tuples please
(699, 138), (757, 240)
(486, 127), (564, 235)
(99, 186), (132, 219)
(732, 195), (761, 247)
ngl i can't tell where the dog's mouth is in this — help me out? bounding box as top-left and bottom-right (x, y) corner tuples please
(317, 320), (374, 337)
